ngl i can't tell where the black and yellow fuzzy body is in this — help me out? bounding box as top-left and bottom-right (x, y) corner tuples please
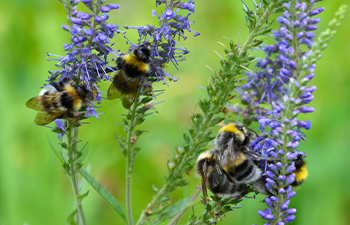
(216, 123), (255, 169)
(108, 45), (151, 109)
(26, 81), (87, 125)
(197, 151), (246, 198)
(291, 155), (308, 187)
(215, 123), (263, 184)
(225, 152), (264, 185)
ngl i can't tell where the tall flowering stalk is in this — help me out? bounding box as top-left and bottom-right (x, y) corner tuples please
(37, 0), (122, 224)
(230, 1), (347, 224)
(115, 1), (200, 225)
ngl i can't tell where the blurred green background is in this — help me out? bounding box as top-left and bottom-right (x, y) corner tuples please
(0, 0), (350, 224)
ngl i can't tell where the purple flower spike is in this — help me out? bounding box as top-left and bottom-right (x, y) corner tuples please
(232, 1), (321, 223)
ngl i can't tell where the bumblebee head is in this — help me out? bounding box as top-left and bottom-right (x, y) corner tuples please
(197, 151), (216, 176)
(216, 123), (247, 148)
(133, 44), (151, 63)
(293, 154), (306, 170)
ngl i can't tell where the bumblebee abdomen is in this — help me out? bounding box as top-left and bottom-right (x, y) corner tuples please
(292, 162), (308, 187)
(207, 168), (245, 198)
(123, 54), (149, 78)
(63, 84), (83, 111)
(229, 160), (262, 184)
(61, 93), (74, 109)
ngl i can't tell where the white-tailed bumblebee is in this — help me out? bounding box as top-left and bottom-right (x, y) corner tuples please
(26, 80), (88, 125)
(107, 44), (151, 109)
(215, 123), (271, 185)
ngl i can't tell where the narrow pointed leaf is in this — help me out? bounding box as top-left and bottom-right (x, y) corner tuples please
(79, 168), (127, 224)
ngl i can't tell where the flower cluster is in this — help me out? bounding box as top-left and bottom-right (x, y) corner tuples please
(234, 2), (322, 127)
(48, 0), (123, 121)
(125, 0), (199, 84)
(234, 1), (323, 223)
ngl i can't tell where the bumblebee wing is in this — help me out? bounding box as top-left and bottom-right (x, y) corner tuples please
(34, 111), (62, 126)
(119, 84), (138, 109)
(26, 96), (41, 111)
(107, 71), (140, 109)
(107, 72), (123, 100)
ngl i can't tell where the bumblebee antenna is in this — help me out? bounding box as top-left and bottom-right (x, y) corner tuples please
(243, 125), (259, 137)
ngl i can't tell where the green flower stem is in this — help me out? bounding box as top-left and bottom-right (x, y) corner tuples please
(66, 121), (87, 225)
(125, 91), (143, 225)
(136, 2), (281, 224)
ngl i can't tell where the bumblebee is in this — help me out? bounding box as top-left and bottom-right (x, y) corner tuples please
(26, 80), (88, 125)
(215, 123), (271, 185)
(108, 44), (151, 109)
(197, 150), (247, 199)
(291, 154), (308, 187)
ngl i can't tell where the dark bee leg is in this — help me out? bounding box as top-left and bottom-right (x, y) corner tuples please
(244, 150), (275, 162)
(201, 162), (208, 204)
(50, 81), (65, 92)
(222, 169), (240, 189)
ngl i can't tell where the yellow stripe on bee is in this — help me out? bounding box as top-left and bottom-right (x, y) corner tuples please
(235, 152), (247, 166)
(124, 54), (149, 72)
(218, 123), (240, 134)
(222, 152), (246, 171)
(295, 163), (308, 183)
(218, 123), (245, 142)
(63, 84), (82, 111)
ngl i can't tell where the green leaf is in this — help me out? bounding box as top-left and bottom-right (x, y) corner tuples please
(79, 168), (127, 224)
(183, 133), (191, 144)
(47, 135), (64, 164)
(66, 209), (77, 225)
(77, 190), (90, 201)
